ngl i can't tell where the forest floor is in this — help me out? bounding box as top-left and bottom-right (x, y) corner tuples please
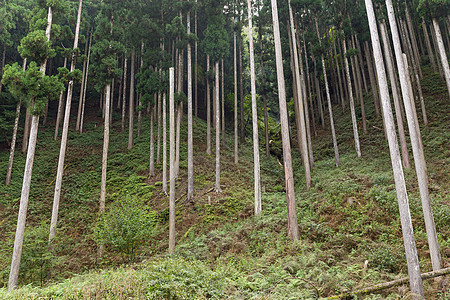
(0, 67), (449, 299)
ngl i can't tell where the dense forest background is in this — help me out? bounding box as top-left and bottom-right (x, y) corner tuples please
(0, 0), (449, 298)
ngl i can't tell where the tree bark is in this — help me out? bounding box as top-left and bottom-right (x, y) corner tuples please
(234, 31), (239, 164)
(79, 33), (92, 134)
(379, 21), (410, 169)
(239, 26), (245, 143)
(99, 83), (111, 213)
(121, 57), (128, 132)
(364, 41), (380, 118)
(169, 67), (175, 254)
(271, 0), (299, 240)
(432, 18), (450, 100)
(247, 0), (261, 215)
(214, 62), (221, 193)
(290, 6), (311, 188)
(128, 48), (135, 149)
(221, 59), (225, 147)
(0, 44), (5, 96)
(351, 36), (367, 134)
(6, 60), (27, 186)
(187, 9), (194, 200)
(422, 18), (437, 73)
(315, 18), (340, 167)
(194, 2), (198, 118)
(21, 108), (31, 153)
(149, 106), (155, 177)
(55, 57), (68, 139)
(137, 42), (144, 137)
(76, 30), (90, 132)
(206, 55), (211, 155)
(175, 101), (182, 179)
(162, 92), (168, 194)
(258, 28), (270, 157)
(342, 40), (361, 157)
(49, 0), (83, 242)
(156, 89), (161, 164)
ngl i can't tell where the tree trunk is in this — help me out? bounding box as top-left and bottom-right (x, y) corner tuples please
(364, 41), (380, 118)
(21, 108), (31, 153)
(206, 55), (211, 155)
(214, 62), (221, 193)
(149, 106), (155, 177)
(137, 42), (144, 137)
(332, 31), (345, 113)
(432, 18), (450, 99)
(9, 7), (53, 290)
(258, 29), (270, 157)
(0, 44), (5, 96)
(49, 0), (83, 242)
(315, 18), (340, 167)
(79, 33), (92, 134)
(121, 57), (128, 132)
(290, 6), (311, 188)
(405, 6), (422, 78)
(385, 0), (435, 294)
(55, 57), (68, 139)
(76, 30), (90, 132)
(194, 2), (198, 118)
(5, 61), (27, 186)
(175, 101), (182, 179)
(156, 89), (161, 164)
(187, 9), (194, 200)
(343, 40), (361, 157)
(422, 18), (437, 73)
(234, 31), (239, 164)
(99, 83), (111, 212)
(379, 21), (410, 169)
(169, 68), (175, 254)
(355, 35), (368, 94)
(221, 59), (225, 147)
(162, 92), (168, 194)
(128, 49), (135, 149)
(271, 0), (299, 240)
(352, 36), (367, 134)
(239, 27), (245, 143)
(247, 0), (262, 215)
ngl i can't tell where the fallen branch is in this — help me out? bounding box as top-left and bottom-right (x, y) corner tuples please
(323, 267), (450, 299)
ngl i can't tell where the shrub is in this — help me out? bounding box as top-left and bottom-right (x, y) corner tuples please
(94, 196), (157, 262)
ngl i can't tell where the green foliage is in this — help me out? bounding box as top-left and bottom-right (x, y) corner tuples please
(2, 62), (64, 116)
(369, 245), (404, 273)
(417, 0), (450, 19)
(94, 195), (157, 262)
(18, 30), (55, 64)
(201, 17), (230, 61)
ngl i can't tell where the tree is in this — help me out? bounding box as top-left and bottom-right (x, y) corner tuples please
(168, 67), (175, 253)
(247, 0), (261, 215)
(49, 0), (83, 243)
(271, 0), (299, 240)
(365, 0), (424, 295)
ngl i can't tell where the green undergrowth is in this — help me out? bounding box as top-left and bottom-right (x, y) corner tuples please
(0, 66), (449, 298)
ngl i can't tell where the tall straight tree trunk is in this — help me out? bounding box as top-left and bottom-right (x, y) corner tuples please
(187, 9), (193, 200)
(117, 56), (124, 110)
(258, 28), (270, 157)
(332, 30), (345, 112)
(121, 57), (128, 132)
(149, 106), (155, 177)
(315, 18), (340, 167)
(422, 18), (437, 73)
(175, 102), (182, 179)
(137, 42), (144, 137)
(194, 2), (198, 118)
(128, 49), (135, 149)
(288, 29), (302, 153)
(364, 41), (380, 118)
(22, 109), (31, 153)
(432, 18), (450, 99)
(366, 1), (424, 296)
(429, 22), (445, 80)
(247, 0), (261, 215)
(343, 40), (361, 157)
(290, 4), (311, 188)
(156, 88), (161, 164)
(234, 31), (238, 164)
(379, 21), (410, 169)
(271, 0), (299, 240)
(303, 33), (317, 137)
(55, 57), (68, 139)
(206, 55), (211, 155)
(168, 67), (175, 254)
(49, 0), (83, 242)
(352, 36), (367, 134)
(355, 35), (368, 94)
(9, 7), (53, 290)
(79, 33), (92, 134)
(76, 30), (90, 132)
(221, 59), (225, 147)
(405, 6), (422, 78)
(214, 62), (221, 193)
(162, 92), (167, 194)
(99, 83), (111, 213)
(5, 60), (27, 186)
(387, 0), (442, 278)
(239, 28), (245, 143)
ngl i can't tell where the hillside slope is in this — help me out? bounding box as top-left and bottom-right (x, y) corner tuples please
(0, 68), (449, 299)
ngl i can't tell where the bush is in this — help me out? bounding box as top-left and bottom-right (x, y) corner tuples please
(94, 196), (157, 262)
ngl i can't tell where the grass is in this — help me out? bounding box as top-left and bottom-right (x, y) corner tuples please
(0, 66), (449, 298)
